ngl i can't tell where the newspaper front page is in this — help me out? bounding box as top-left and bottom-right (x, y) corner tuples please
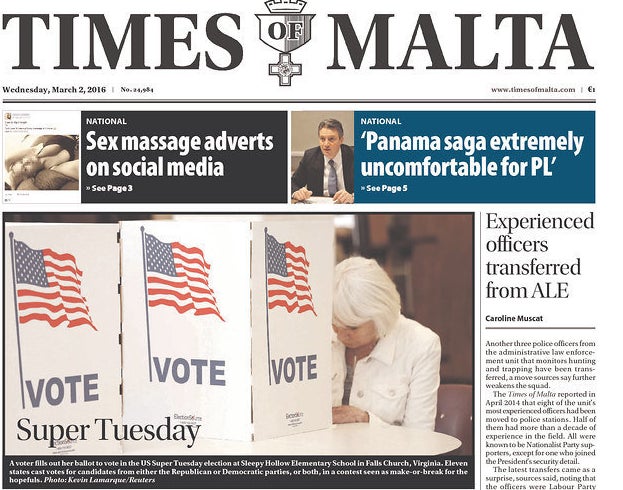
(1, 0), (618, 488)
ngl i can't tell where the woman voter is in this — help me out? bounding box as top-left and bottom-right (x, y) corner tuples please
(331, 256), (441, 430)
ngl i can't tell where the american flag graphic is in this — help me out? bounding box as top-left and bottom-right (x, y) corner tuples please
(265, 231), (316, 315)
(144, 233), (224, 320)
(13, 240), (96, 330)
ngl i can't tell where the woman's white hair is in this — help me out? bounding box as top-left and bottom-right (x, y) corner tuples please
(332, 256), (401, 337)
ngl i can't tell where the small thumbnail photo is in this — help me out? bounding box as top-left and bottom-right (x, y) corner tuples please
(4, 134), (80, 191)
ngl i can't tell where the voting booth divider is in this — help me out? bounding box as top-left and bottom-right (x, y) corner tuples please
(4, 218), (334, 454)
(250, 220), (333, 441)
(4, 224), (123, 455)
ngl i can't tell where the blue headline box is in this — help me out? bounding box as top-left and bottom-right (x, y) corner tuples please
(354, 111), (595, 203)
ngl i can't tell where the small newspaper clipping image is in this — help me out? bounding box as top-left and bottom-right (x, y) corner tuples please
(1, 0), (619, 489)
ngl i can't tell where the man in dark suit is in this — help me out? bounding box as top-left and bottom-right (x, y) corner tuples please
(291, 119), (354, 203)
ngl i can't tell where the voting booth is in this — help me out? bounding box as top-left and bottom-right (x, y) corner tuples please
(4, 218), (333, 454)
(120, 218), (333, 443)
(251, 220), (334, 440)
(4, 224), (122, 455)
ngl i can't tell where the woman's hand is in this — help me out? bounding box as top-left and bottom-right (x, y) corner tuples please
(332, 405), (370, 424)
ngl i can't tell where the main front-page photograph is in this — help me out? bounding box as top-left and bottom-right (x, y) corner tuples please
(4, 213), (474, 488)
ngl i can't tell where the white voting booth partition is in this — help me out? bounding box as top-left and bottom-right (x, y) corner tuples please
(121, 220), (254, 442)
(4, 224), (122, 455)
(121, 217), (333, 443)
(251, 220), (333, 440)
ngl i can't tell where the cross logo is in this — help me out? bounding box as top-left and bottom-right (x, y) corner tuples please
(269, 53), (302, 86)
